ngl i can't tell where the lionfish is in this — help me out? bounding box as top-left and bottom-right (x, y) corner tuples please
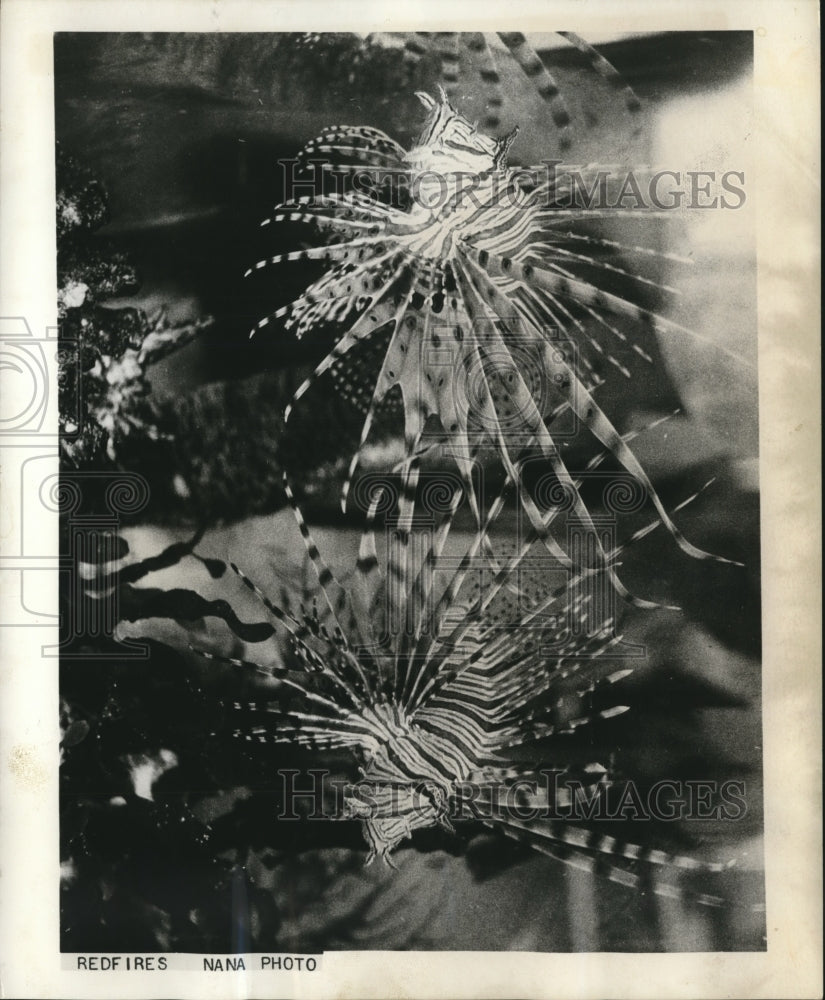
(193, 441), (736, 908)
(247, 65), (739, 608)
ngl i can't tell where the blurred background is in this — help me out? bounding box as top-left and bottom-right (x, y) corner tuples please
(56, 31), (763, 953)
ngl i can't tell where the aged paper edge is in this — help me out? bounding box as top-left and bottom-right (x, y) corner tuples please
(0, 1), (820, 997)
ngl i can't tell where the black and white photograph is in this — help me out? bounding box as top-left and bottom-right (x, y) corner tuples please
(0, 2), (820, 998)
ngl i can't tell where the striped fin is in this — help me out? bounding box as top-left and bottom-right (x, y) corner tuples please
(459, 241), (744, 566)
(482, 791), (733, 875)
(453, 255), (645, 602)
(388, 449), (423, 691)
(401, 476), (465, 661)
(409, 283), (486, 533)
(445, 263), (573, 563)
(498, 33), (572, 149)
(380, 283), (450, 682)
(351, 486), (394, 694)
(514, 280), (604, 384)
(188, 646), (283, 678)
(409, 437), (710, 715)
(465, 32), (504, 131)
(403, 32), (432, 65)
(420, 656), (632, 759)
(258, 211), (383, 239)
(233, 703), (376, 750)
(340, 276), (434, 514)
(280, 472), (351, 639)
(567, 288), (655, 366)
(232, 671), (351, 718)
(260, 200), (389, 230)
(277, 477), (380, 704)
(403, 468), (516, 713)
(507, 655), (636, 728)
(549, 244), (681, 297)
(513, 280), (600, 385)
(248, 250), (404, 342)
(507, 702), (631, 746)
(305, 124), (406, 158)
(298, 144), (402, 167)
(223, 563), (373, 710)
(525, 264), (637, 378)
(436, 32), (461, 98)
(557, 31), (642, 116)
(487, 821), (727, 909)
(354, 484), (386, 615)
(554, 229), (695, 265)
(268, 193), (396, 222)
(282, 253), (412, 424)
(502, 477), (721, 642)
(521, 256), (755, 369)
(350, 271), (436, 421)
(248, 259), (366, 340)
(244, 235), (387, 278)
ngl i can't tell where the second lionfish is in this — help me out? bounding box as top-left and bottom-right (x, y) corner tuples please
(190, 453), (737, 909)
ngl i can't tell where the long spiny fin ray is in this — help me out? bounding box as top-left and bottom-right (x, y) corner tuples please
(268, 193), (397, 221)
(422, 430), (668, 672)
(226, 562), (368, 709)
(529, 265), (636, 378)
(248, 247), (399, 341)
(262, 195), (393, 226)
(489, 825), (728, 909)
(548, 244), (681, 297)
(555, 229), (695, 265)
(514, 280), (607, 383)
(436, 32), (461, 98)
(279, 472), (349, 623)
(493, 477), (718, 644)
(279, 471), (383, 708)
(340, 275), (435, 514)
(402, 465), (514, 712)
(467, 32), (504, 130)
(410, 474), (715, 715)
(299, 144), (402, 165)
(188, 646), (281, 677)
(402, 479), (466, 660)
(403, 457), (520, 714)
(517, 247), (755, 368)
(460, 241), (745, 566)
(440, 635), (635, 722)
(398, 266), (584, 680)
(409, 289), (487, 537)
(557, 31), (642, 116)
(301, 124), (406, 158)
(354, 484), (387, 619)
(282, 255), (413, 424)
(454, 251), (665, 612)
(389, 403), (432, 687)
(498, 33), (572, 148)
(419, 655), (635, 760)
(450, 260), (580, 571)
(244, 236), (389, 278)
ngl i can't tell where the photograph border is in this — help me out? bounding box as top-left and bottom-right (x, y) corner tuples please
(1, 1), (820, 997)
